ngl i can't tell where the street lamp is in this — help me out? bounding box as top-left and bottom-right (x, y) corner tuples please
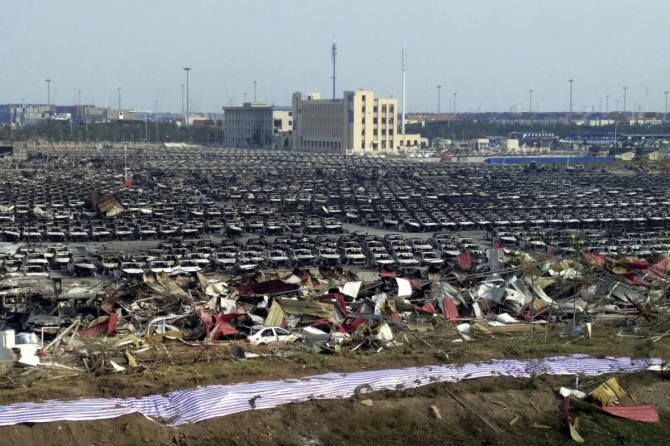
(622, 86), (627, 115)
(183, 67), (191, 126)
(437, 85), (442, 114)
(45, 79), (51, 118)
(181, 84), (185, 116)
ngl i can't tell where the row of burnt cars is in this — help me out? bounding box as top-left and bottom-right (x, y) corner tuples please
(128, 148), (670, 232)
(0, 215), (345, 243)
(4, 147), (670, 241)
(0, 232), (485, 279)
(491, 226), (670, 259)
(1, 147), (669, 259)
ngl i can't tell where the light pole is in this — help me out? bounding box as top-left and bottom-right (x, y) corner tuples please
(181, 84), (184, 116)
(529, 89), (533, 113)
(437, 85), (442, 114)
(606, 94), (609, 117)
(244, 92), (247, 103)
(622, 86), (627, 115)
(183, 67), (191, 126)
(45, 79), (51, 118)
(253, 80), (257, 102)
(453, 92), (457, 115)
(665, 91), (668, 121)
(117, 87), (122, 117)
(568, 79), (573, 123)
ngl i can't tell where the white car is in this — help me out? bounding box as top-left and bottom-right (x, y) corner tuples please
(246, 326), (301, 346)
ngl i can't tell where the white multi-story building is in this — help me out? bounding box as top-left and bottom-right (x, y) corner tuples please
(291, 90), (422, 155)
(223, 103), (293, 148)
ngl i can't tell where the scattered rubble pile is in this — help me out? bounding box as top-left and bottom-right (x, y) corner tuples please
(2, 245), (670, 378)
(559, 376), (661, 443)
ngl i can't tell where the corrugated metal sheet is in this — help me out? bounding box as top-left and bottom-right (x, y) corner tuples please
(275, 298), (336, 320)
(598, 404), (659, 422)
(0, 355), (662, 427)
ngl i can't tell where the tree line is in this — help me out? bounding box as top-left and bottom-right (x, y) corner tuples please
(0, 120), (223, 145)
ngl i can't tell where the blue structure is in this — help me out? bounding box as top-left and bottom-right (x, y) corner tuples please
(484, 156), (616, 165)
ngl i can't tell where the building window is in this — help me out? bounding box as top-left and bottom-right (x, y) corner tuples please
(361, 95), (366, 101)
(382, 105), (387, 113)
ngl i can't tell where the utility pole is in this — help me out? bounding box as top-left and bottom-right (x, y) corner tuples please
(332, 39), (337, 100)
(401, 46), (406, 136)
(154, 100), (159, 143)
(183, 67), (191, 126)
(529, 89), (533, 113)
(568, 79), (573, 123)
(437, 85), (442, 114)
(84, 97), (89, 142)
(45, 79), (51, 119)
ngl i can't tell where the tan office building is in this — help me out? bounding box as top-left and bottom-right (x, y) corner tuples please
(291, 90), (421, 155)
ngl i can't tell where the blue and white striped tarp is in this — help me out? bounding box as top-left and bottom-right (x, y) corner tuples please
(0, 355), (661, 427)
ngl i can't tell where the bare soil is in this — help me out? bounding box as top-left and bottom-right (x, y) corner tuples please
(1, 328), (670, 445)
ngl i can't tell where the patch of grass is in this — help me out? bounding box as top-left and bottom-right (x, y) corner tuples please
(633, 339), (656, 359)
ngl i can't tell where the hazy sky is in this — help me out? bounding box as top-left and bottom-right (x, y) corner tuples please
(1, 0), (668, 114)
